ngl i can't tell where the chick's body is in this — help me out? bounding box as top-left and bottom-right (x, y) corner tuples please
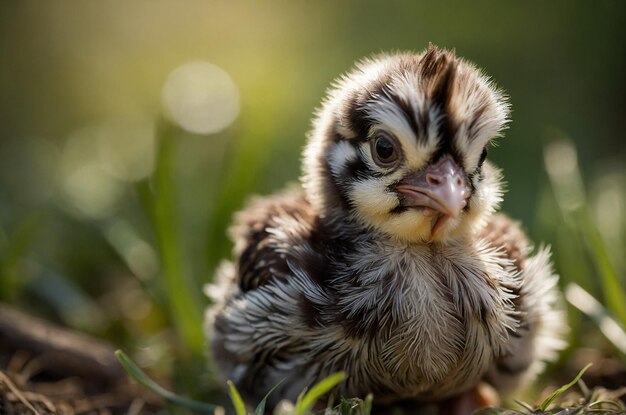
(205, 46), (566, 409)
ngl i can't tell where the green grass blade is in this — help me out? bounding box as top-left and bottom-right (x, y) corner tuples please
(115, 350), (217, 414)
(362, 393), (373, 415)
(513, 399), (533, 412)
(0, 212), (44, 299)
(254, 378), (285, 415)
(580, 219), (626, 327)
(578, 378), (591, 400)
(253, 400), (265, 415)
(588, 400), (625, 410)
(149, 119), (204, 355)
(227, 380), (247, 415)
(537, 363), (592, 411)
(338, 398), (352, 414)
(294, 387), (307, 413)
(543, 136), (626, 326)
(295, 372), (346, 415)
(565, 283), (626, 356)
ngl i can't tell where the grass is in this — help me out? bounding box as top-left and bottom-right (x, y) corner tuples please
(115, 350), (218, 414)
(116, 349), (359, 415)
(140, 119), (204, 356)
(117, 351), (623, 415)
(542, 134), (626, 353)
(475, 364), (626, 415)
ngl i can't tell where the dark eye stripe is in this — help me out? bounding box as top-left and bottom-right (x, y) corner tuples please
(386, 90), (420, 140)
(344, 74), (392, 141)
(344, 156), (369, 179)
(342, 148), (382, 180)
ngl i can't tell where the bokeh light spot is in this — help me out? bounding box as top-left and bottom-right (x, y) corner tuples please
(162, 61), (239, 134)
(97, 118), (156, 182)
(59, 128), (124, 219)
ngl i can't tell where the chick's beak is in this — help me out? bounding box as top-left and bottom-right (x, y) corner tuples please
(396, 156), (470, 237)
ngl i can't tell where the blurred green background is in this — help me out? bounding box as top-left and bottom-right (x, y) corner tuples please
(1, 0), (625, 404)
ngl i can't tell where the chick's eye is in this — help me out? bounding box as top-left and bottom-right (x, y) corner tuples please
(372, 133), (399, 167)
(376, 139), (394, 159)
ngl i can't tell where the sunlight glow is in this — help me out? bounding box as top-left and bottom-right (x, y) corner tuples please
(162, 61), (240, 135)
(59, 130), (124, 219)
(97, 118), (156, 182)
(592, 174), (625, 240)
(544, 139), (585, 213)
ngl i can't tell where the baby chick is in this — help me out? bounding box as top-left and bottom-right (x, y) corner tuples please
(205, 45), (566, 413)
